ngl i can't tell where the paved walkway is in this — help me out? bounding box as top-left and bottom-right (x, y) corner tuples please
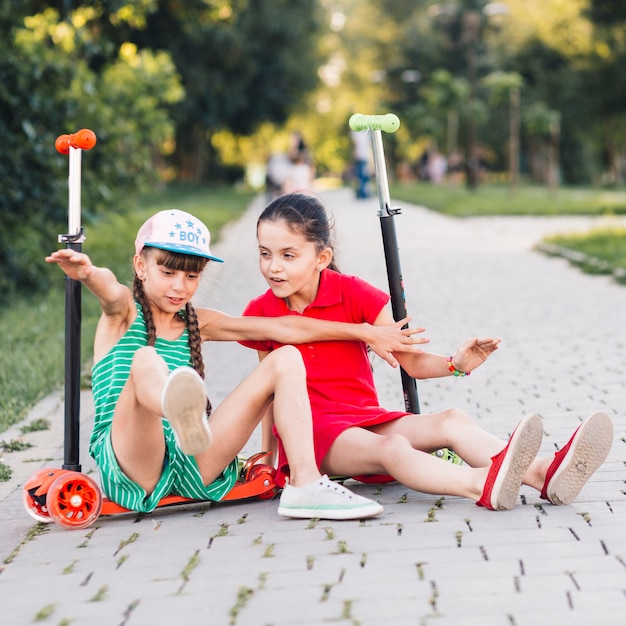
(1, 187), (625, 625)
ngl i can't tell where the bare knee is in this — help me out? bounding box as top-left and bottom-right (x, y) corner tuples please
(439, 407), (473, 430)
(378, 433), (412, 466)
(128, 347), (168, 402)
(263, 345), (305, 380)
(131, 346), (164, 372)
(432, 408), (475, 444)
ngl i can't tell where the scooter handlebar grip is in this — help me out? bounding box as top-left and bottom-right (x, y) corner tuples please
(55, 129), (97, 154)
(349, 113), (400, 133)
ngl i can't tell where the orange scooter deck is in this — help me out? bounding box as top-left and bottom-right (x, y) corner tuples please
(23, 452), (277, 529)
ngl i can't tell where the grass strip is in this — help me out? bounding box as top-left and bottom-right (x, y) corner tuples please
(389, 181), (626, 217)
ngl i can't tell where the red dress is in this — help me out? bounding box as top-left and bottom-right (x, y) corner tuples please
(240, 269), (410, 475)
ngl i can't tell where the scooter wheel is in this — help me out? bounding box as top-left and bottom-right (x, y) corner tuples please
(22, 467), (64, 523)
(47, 472), (103, 529)
(247, 464), (277, 500)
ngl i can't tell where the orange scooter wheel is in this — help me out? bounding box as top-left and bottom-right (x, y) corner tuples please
(22, 467), (66, 523)
(47, 472), (103, 529)
(247, 464), (278, 500)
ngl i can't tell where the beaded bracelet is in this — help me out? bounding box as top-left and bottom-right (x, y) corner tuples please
(447, 356), (471, 377)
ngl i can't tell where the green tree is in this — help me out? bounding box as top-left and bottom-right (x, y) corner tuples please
(523, 102), (561, 189)
(0, 3), (182, 297)
(422, 69), (470, 157)
(510, 35), (590, 184)
(587, 0), (626, 24)
(0, 4), (73, 293)
(128, 0), (325, 180)
(481, 71), (523, 190)
(584, 0), (626, 184)
(313, 0), (621, 188)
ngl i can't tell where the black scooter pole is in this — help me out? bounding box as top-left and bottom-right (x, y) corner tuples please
(349, 114), (420, 414)
(55, 130), (97, 471)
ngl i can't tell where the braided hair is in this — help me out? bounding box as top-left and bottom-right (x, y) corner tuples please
(133, 248), (212, 415)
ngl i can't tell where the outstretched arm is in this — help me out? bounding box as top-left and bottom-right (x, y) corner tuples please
(445, 336), (501, 375)
(374, 307), (500, 379)
(197, 309), (427, 368)
(45, 249), (132, 317)
(362, 317), (430, 368)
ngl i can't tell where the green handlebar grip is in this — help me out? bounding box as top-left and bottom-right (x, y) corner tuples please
(349, 113), (400, 133)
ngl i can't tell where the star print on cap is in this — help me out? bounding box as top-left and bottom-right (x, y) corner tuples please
(134, 209), (223, 262)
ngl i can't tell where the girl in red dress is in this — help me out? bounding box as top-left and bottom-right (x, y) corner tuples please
(240, 193), (613, 511)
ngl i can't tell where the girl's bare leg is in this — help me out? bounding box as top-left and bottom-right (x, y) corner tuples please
(109, 345), (378, 522)
(373, 409), (550, 491)
(195, 345), (321, 488)
(203, 346), (383, 520)
(322, 428), (489, 500)
(111, 347), (170, 493)
(111, 346), (319, 492)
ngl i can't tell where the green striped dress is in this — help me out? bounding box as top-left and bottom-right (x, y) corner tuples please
(89, 301), (237, 512)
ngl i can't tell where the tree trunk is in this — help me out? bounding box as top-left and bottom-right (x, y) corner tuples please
(509, 87), (520, 193)
(547, 117), (560, 191)
(447, 110), (459, 156)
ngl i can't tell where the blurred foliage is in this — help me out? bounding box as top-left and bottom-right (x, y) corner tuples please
(3, 0), (626, 299)
(304, 0), (626, 192)
(0, 0), (321, 298)
(130, 0), (325, 179)
(0, 2), (183, 296)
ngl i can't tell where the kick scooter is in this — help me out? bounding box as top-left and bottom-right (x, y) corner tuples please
(349, 113), (460, 465)
(349, 113), (419, 414)
(22, 129), (277, 530)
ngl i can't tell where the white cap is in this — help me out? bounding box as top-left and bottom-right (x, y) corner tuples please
(134, 209), (223, 262)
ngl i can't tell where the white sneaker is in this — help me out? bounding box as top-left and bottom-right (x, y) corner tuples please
(278, 475), (384, 520)
(161, 367), (212, 456)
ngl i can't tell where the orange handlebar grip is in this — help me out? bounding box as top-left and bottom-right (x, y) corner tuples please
(55, 134), (71, 154)
(73, 129), (97, 150)
(55, 129), (97, 154)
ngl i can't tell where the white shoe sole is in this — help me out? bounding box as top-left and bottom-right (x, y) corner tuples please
(545, 412), (613, 505)
(278, 479), (384, 520)
(161, 367), (212, 456)
(490, 414), (544, 511)
(278, 501), (384, 520)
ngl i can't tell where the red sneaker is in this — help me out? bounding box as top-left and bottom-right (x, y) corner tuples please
(477, 414), (543, 511)
(541, 412), (613, 505)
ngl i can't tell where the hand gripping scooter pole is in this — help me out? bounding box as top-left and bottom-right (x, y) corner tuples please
(349, 114), (420, 414)
(55, 129), (97, 471)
